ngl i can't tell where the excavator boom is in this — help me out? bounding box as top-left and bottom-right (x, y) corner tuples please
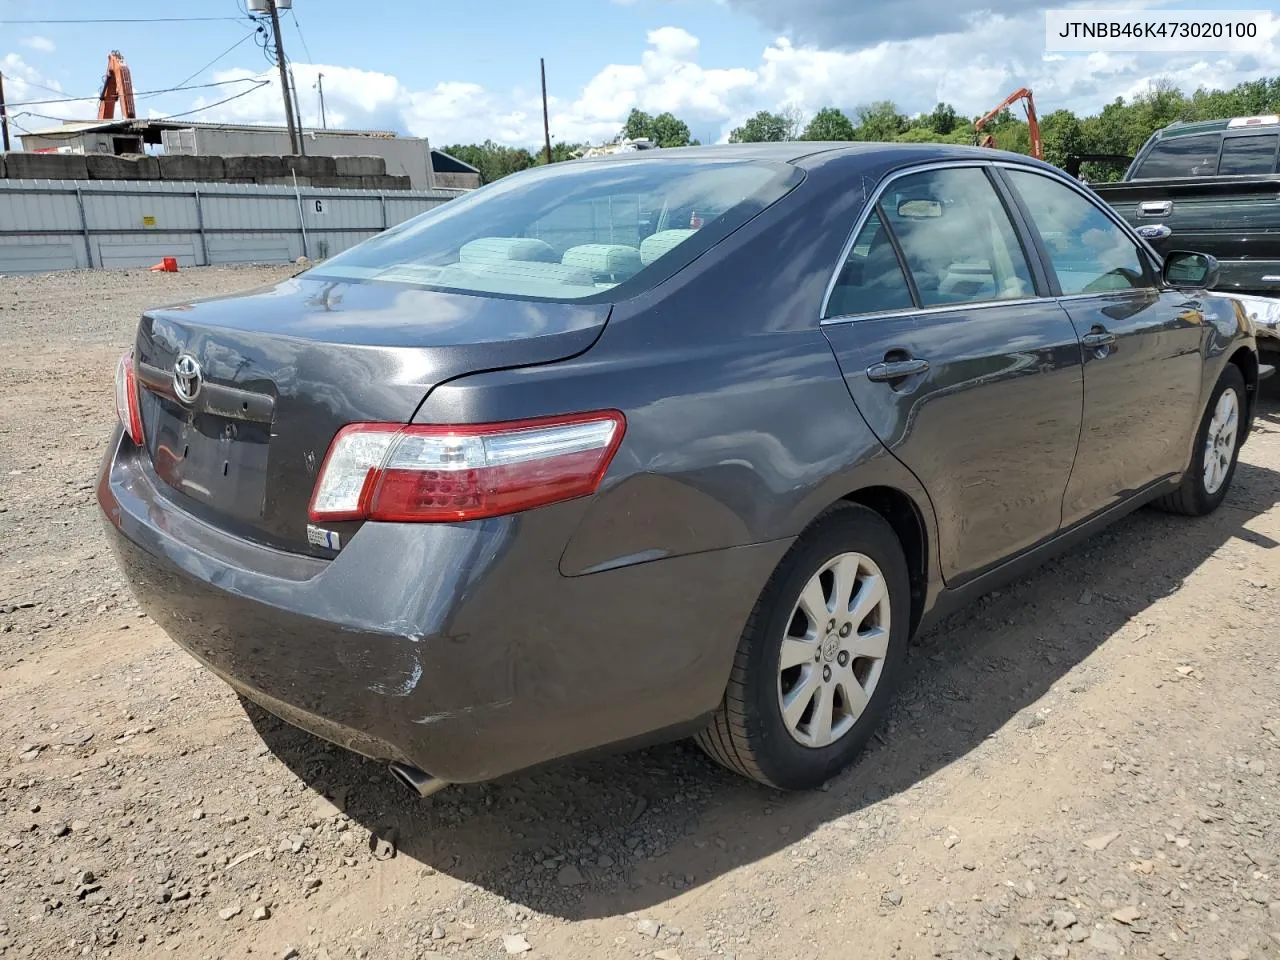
(975, 86), (1043, 161)
(97, 50), (136, 120)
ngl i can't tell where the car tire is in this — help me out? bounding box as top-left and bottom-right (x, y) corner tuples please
(696, 502), (912, 791)
(1154, 363), (1246, 517)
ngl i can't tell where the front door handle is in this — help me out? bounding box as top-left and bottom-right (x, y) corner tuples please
(867, 358), (930, 382)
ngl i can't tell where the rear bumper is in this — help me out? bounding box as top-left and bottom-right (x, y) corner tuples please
(97, 430), (788, 783)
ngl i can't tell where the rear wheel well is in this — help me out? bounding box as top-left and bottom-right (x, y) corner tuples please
(840, 486), (927, 635)
(1228, 347), (1259, 440)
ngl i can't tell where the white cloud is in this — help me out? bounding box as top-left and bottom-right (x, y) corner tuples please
(19, 36), (56, 53)
(0, 54), (73, 135)
(164, 14), (1280, 149)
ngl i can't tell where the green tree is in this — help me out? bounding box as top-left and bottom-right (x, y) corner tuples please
(620, 109), (692, 147)
(853, 101), (908, 141)
(1040, 109), (1085, 170)
(535, 141), (582, 165)
(649, 112), (693, 147)
(801, 107), (855, 141)
(622, 109), (654, 141)
(927, 102), (959, 135)
(728, 110), (790, 143)
(440, 140), (537, 185)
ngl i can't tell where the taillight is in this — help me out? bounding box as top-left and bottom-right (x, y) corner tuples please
(114, 349), (145, 446)
(308, 411), (626, 523)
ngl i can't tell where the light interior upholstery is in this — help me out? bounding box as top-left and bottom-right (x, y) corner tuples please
(433, 260), (597, 297)
(561, 243), (644, 278)
(459, 237), (558, 265)
(640, 229), (698, 266)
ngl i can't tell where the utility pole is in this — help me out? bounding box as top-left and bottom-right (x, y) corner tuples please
(0, 72), (10, 152)
(266, 0), (300, 154)
(289, 65), (306, 154)
(315, 72), (327, 129)
(540, 58), (552, 165)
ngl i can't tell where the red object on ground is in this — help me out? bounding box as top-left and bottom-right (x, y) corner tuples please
(149, 257), (178, 273)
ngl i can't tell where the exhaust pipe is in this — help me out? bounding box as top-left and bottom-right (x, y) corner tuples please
(388, 761), (450, 798)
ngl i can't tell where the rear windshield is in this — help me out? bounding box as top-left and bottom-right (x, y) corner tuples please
(1132, 133), (1222, 179)
(307, 158), (800, 302)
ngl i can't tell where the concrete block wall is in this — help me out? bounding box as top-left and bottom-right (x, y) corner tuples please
(0, 153), (407, 189)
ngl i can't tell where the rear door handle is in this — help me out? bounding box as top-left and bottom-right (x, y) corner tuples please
(1081, 330), (1116, 349)
(866, 358), (930, 382)
(1139, 200), (1173, 217)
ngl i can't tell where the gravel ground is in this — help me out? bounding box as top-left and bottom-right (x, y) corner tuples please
(2, 266), (1279, 960)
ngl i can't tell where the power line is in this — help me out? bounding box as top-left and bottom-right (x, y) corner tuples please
(19, 80), (273, 126)
(0, 17), (244, 25)
(1, 74), (68, 97)
(150, 81), (270, 120)
(6, 77), (264, 109)
(174, 28), (263, 91)
(289, 9), (315, 64)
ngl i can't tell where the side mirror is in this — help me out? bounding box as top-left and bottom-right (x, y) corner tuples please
(1162, 250), (1219, 290)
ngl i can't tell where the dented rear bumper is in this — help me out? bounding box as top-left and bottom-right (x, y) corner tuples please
(97, 427), (782, 782)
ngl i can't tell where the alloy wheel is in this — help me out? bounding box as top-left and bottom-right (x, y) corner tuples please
(1202, 387), (1240, 495)
(777, 552), (891, 749)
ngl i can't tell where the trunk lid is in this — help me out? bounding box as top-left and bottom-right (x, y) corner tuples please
(133, 275), (608, 555)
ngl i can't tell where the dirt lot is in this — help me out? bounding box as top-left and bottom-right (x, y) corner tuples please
(2, 266), (1279, 960)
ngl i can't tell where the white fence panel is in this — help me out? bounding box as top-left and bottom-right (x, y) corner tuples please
(0, 179), (462, 274)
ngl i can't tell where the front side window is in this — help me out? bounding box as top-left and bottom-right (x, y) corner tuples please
(1218, 134), (1278, 175)
(1005, 169), (1149, 296)
(307, 158), (799, 301)
(1132, 133), (1222, 179)
(880, 167), (1035, 308)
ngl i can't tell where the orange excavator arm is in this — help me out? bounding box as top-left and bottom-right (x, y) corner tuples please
(97, 50), (136, 120)
(975, 86), (1043, 161)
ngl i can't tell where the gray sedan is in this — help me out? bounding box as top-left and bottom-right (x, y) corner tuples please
(99, 142), (1266, 795)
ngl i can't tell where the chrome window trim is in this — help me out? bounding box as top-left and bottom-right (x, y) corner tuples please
(1054, 289), (1158, 304)
(820, 296), (1052, 327)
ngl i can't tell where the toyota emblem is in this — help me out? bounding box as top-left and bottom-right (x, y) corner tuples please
(172, 353), (203, 404)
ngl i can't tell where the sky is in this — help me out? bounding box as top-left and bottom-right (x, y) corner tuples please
(1, 0), (1278, 150)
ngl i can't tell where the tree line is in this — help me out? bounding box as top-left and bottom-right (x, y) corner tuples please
(443, 77), (1280, 184)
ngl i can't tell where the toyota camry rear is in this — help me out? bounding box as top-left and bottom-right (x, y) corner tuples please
(97, 152), (811, 790)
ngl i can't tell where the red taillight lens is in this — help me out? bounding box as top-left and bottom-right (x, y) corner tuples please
(114, 349), (145, 446)
(308, 411), (626, 523)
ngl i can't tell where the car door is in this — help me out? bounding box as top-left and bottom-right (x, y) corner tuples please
(999, 167), (1206, 528)
(821, 163), (1084, 585)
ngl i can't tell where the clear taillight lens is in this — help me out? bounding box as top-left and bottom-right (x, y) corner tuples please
(114, 349), (144, 446)
(308, 411), (626, 523)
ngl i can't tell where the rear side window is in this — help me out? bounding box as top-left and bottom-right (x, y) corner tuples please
(883, 167), (1035, 308)
(1218, 135), (1278, 174)
(825, 212), (915, 318)
(1132, 133), (1222, 179)
(1005, 169), (1149, 295)
(307, 159), (799, 302)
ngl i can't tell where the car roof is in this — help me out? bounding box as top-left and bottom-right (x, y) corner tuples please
(576, 141), (1043, 168)
(1152, 115), (1280, 139)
